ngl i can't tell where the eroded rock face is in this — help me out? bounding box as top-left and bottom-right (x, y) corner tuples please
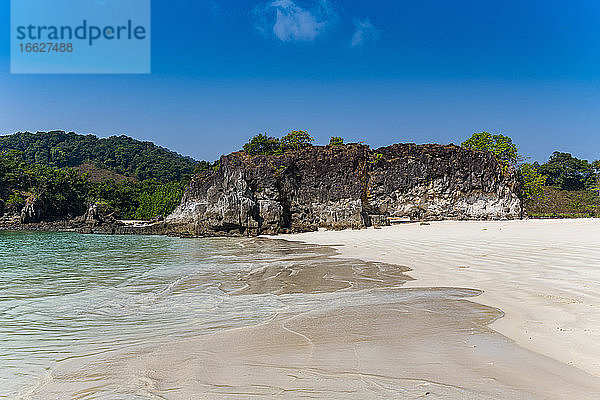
(367, 144), (522, 220)
(166, 144), (522, 236)
(20, 195), (46, 223)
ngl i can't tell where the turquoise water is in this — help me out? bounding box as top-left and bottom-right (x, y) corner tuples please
(0, 231), (413, 399)
(0, 232), (293, 398)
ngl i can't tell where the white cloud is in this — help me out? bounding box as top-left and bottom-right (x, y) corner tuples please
(254, 0), (335, 42)
(351, 18), (380, 47)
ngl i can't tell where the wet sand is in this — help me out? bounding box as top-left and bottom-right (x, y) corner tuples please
(27, 223), (600, 399)
(30, 289), (600, 399)
(283, 219), (600, 384)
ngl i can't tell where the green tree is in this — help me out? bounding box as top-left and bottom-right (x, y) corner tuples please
(591, 160), (600, 196)
(280, 130), (314, 151)
(518, 163), (547, 203)
(329, 137), (344, 146)
(242, 133), (281, 156)
(193, 160), (213, 174)
(461, 132), (519, 164)
(0, 151), (89, 218)
(133, 181), (186, 220)
(87, 179), (140, 218)
(0, 143), (192, 222)
(537, 152), (595, 191)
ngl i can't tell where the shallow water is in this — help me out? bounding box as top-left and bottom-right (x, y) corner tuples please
(4, 231), (596, 400)
(0, 231), (415, 399)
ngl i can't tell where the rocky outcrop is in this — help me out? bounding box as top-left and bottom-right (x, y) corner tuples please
(165, 143), (522, 237)
(20, 195), (46, 223)
(366, 144), (521, 220)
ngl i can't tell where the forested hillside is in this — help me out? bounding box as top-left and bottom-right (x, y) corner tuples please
(0, 151), (187, 221)
(0, 131), (209, 221)
(0, 131), (197, 181)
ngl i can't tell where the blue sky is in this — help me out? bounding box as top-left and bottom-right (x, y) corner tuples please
(1, 0), (599, 162)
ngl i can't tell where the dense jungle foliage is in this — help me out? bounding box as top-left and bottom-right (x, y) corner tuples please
(0, 149), (189, 221)
(0, 131), (197, 182)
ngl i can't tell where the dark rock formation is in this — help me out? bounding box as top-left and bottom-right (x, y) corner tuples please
(1, 201), (125, 234)
(20, 195), (46, 223)
(165, 143), (522, 237)
(74, 202), (125, 234)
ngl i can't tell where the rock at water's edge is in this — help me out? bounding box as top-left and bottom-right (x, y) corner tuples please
(165, 143), (522, 237)
(20, 195), (46, 224)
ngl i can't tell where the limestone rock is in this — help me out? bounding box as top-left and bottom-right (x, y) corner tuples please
(165, 143), (522, 236)
(20, 195), (46, 224)
(80, 202), (122, 229)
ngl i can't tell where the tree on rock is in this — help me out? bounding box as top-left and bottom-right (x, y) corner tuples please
(461, 132), (546, 206)
(242, 133), (281, 156)
(280, 130), (314, 151)
(461, 132), (519, 165)
(329, 137), (344, 146)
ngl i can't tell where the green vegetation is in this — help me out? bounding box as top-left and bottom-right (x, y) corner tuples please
(280, 130), (314, 151)
(133, 181), (186, 220)
(518, 163), (547, 204)
(242, 130), (314, 156)
(1, 128), (597, 222)
(462, 131), (599, 217)
(535, 152), (597, 191)
(461, 132), (519, 164)
(193, 160), (214, 175)
(526, 187), (600, 218)
(529, 152), (600, 217)
(0, 150), (89, 218)
(461, 132), (545, 204)
(0, 131), (210, 221)
(242, 133), (282, 156)
(0, 150), (188, 221)
(0, 131), (197, 181)
(368, 153), (384, 164)
(329, 136), (344, 146)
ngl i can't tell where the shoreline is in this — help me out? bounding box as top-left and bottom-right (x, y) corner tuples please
(280, 218), (600, 378)
(10, 226), (600, 398)
(0, 215), (587, 236)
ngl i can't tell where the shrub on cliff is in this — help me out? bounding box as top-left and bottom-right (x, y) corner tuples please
(5, 192), (25, 213)
(280, 130), (314, 151)
(461, 132), (519, 164)
(461, 132), (548, 204)
(243, 133), (282, 156)
(242, 131), (314, 155)
(329, 137), (344, 146)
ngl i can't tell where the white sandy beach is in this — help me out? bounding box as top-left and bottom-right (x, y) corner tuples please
(25, 219), (600, 399)
(283, 219), (600, 379)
